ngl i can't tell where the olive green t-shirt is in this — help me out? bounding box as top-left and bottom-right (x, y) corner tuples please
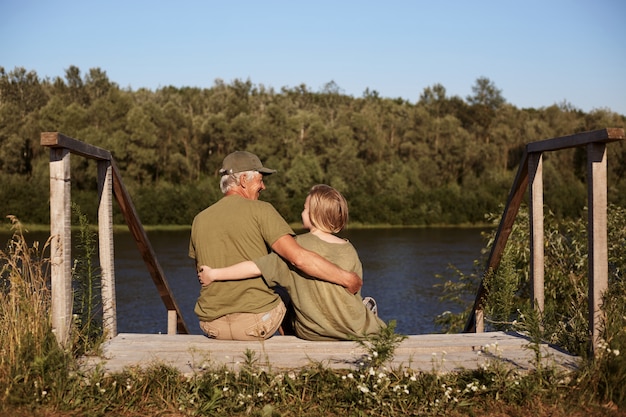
(189, 194), (294, 322)
(255, 233), (385, 341)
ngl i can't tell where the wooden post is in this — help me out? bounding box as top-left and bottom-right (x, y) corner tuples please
(475, 309), (484, 333)
(587, 143), (609, 354)
(528, 153), (545, 315)
(98, 160), (117, 339)
(167, 310), (177, 335)
(49, 148), (72, 347)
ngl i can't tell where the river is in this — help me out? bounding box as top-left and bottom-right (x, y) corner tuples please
(1, 227), (489, 336)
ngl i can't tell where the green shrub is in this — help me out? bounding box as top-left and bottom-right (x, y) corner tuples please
(436, 204), (626, 407)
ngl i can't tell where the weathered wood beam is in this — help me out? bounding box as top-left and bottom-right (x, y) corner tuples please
(528, 153), (545, 315)
(49, 147), (72, 347)
(587, 143), (608, 354)
(98, 160), (117, 339)
(41, 132), (112, 161)
(526, 128), (623, 153)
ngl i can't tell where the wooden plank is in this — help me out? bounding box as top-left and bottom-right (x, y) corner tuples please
(110, 159), (189, 334)
(81, 332), (579, 375)
(587, 143), (608, 353)
(41, 132), (112, 161)
(526, 128), (624, 154)
(49, 147), (72, 348)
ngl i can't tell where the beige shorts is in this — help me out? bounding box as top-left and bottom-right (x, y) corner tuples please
(199, 301), (286, 341)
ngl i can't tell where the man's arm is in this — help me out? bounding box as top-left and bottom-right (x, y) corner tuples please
(271, 234), (362, 294)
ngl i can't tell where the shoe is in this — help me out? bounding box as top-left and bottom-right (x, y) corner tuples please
(363, 297), (378, 316)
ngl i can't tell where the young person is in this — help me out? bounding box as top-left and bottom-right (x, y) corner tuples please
(198, 184), (385, 341)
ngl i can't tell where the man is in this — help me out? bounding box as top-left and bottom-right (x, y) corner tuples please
(189, 151), (362, 340)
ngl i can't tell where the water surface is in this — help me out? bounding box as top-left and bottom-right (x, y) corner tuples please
(1, 227), (489, 335)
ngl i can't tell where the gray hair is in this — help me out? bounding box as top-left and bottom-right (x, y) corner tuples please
(220, 170), (258, 194)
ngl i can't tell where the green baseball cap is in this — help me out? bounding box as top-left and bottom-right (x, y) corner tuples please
(219, 151), (277, 175)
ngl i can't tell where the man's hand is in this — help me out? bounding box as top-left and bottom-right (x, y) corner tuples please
(344, 271), (363, 294)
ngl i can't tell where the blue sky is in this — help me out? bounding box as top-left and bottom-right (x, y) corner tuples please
(2, 0), (625, 115)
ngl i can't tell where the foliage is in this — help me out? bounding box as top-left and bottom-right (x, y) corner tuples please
(578, 204), (626, 408)
(353, 320), (407, 369)
(1, 66), (624, 226)
(436, 204), (626, 407)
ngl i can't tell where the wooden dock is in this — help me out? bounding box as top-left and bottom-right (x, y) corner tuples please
(81, 331), (579, 375)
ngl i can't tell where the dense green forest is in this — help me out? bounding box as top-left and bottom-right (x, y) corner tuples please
(1, 66), (624, 227)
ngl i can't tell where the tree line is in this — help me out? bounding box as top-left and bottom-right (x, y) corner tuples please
(1, 66), (624, 227)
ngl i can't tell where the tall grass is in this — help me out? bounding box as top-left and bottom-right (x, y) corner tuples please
(0, 215), (71, 405)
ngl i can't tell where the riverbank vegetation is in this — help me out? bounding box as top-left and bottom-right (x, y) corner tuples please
(2, 205), (626, 416)
(1, 66), (625, 228)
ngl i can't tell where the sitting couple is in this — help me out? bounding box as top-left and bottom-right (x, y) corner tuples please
(189, 151), (384, 341)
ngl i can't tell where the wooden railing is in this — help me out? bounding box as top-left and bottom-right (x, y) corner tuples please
(463, 128), (624, 355)
(41, 129), (624, 351)
(41, 132), (189, 347)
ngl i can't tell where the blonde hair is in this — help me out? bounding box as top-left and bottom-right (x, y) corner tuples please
(307, 184), (349, 233)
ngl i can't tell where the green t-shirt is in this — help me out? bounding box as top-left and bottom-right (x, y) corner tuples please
(255, 233), (385, 341)
(189, 194), (294, 321)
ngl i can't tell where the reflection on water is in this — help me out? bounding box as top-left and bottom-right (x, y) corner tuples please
(1, 227), (489, 335)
